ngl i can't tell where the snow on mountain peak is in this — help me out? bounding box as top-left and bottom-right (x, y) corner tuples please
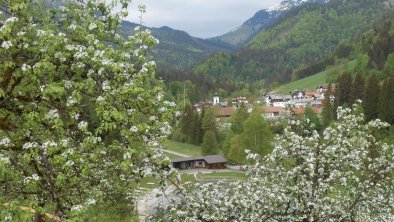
(267, 0), (325, 13)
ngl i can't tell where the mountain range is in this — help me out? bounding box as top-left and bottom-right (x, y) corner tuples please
(117, 21), (234, 70)
(208, 0), (329, 48)
(50, 0), (394, 91)
(193, 0), (389, 84)
(50, 0), (340, 70)
(117, 0), (334, 69)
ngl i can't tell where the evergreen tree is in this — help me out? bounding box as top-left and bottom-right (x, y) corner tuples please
(350, 73), (365, 105)
(378, 78), (390, 123)
(363, 74), (380, 121)
(337, 73), (353, 106)
(168, 81), (183, 101)
(230, 103), (249, 134)
(198, 109), (206, 143)
(180, 103), (193, 142)
(201, 106), (218, 136)
(321, 84), (336, 127)
(378, 77), (394, 124)
(222, 130), (235, 158)
(201, 130), (219, 155)
(383, 53), (394, 76)
(189, 110), (201, 145)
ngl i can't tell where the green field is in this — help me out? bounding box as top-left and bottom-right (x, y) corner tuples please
(165, 152), (183, 160)
(275, 70), (328, 94)
(275, 60), (357, 94)
(163, 140), (202, 157)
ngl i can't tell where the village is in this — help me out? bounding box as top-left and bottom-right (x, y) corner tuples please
(192, 83), (333, 122)
(171, 84), (334, 171)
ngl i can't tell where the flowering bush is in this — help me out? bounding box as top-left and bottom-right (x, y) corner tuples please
(154, 103), (394, 221)
(0, 0), (175, 220)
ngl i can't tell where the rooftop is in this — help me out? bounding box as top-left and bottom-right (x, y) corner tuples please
(171, 155), (227, 164)
(215, 106), (236, 117)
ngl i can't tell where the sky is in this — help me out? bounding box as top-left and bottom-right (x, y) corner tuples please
(125, 0), (282, 38)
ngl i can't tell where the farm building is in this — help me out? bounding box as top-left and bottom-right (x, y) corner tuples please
(172, 155), (227, 170)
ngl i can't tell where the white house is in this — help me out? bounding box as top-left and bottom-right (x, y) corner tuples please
(213, 93), (220, 105)
(266, 95), (292, 107)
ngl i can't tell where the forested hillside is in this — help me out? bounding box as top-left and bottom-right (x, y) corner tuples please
(194, 0), (388, 84)
(207, 0), (328, 48)
(289, 10), (394, 87)
(333, 11), (394, 78)
(118, 22), (234, 70)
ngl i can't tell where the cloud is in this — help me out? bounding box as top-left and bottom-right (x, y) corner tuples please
(125, 0), (282, 38)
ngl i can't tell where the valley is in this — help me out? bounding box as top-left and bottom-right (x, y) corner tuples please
(2, 0), (394, 221)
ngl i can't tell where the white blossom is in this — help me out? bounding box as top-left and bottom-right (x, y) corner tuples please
(64, 80), (72, 89)
(130, 126), (138, 133)
(21, 64), (31, 72)
(73, 113), (80, 120)
(78, 121), (88, 130)
(158, 107), (167, 113)
(96, 96), (105, 102)
(1, 41), (12, 49)
(5, 17), (18, 24)
(71, 205), (83, 212)
(66, 44), (75, 51)
(155, 104), (394, 221)
(36, 29), (45, 36)
(88, 22), (97, 30)
(87, 198), (96, 205)
(68, 23), (77, 30)
(102, 80), (110, 91)
(0, 137), (11, 147)
(22, 142), (38, 150)
(46, 109), (59, 119)
(4, 214), (12, 221)
(17, 31), (26, 36)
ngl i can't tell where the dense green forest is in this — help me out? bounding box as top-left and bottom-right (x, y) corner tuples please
(193, 0), (387, 85)
(290, 10), (394, 87)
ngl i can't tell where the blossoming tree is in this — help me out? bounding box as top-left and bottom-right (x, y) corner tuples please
(0, 0), (175, 220)
(155, 103), (394, 221)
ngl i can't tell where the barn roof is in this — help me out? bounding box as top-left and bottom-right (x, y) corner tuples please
(203, 155), (227, 164)
(171, 155), (227, 164)
(171, 157), (203, 163)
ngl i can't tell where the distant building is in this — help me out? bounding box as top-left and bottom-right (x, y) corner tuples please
(215, 106), (236, 118)
(264, 106), (286, 119)
(232, 97), (248, 107)
(290, 106), (321, 116)
(266, 95), (292, 107)
(291, 90), (305, 100)
(172, 155), (228, 170)
(213, 93), (220, 105)
(193, 101), (212, 112)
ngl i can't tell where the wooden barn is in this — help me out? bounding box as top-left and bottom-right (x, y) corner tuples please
(172, 155), (227, 170)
